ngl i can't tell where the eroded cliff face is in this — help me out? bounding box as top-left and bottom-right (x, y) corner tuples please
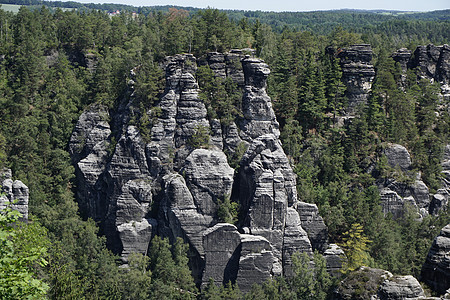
(378, 144), (430, 219)
(393, 44), (450, 101)
(337, 44), (375, 115)
(70, 51), (332, 291)
(421, 224), (450, 295)
(0, 169), (29, 220)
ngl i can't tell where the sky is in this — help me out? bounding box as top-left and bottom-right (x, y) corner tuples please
(75, 0), (449, 12)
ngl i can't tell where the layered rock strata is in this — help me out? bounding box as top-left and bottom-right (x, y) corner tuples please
(393, 44), (450, 101)
(337, 44), (375, 115)
(333, 266), (426, 300)
(0, 169), (29, 220)
(421, 224), (450, 295)
(70, 52), (332, 292)
(378, 144), (430, 218)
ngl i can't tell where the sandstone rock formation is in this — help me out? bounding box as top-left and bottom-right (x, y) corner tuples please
(70, 51), (334, 292)
(430, 144), (450, 215)
(421, 224), (450, 295)
(337, 44), (375, 115)
(378, 144), (430, 218)
(0, 169), (29, 220)
(333, 266), (426, 300)
(393, 44), (450, 101)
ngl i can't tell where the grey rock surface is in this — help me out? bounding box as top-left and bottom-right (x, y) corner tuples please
(282, 207), (313, 276)
(421, 224), (450, 295)
(333, 267), (425, 300)
(323, 244), (345, 276)
(297, 201), (328, 252)
(183, 149), (234, 216)
(69, 51), (323, 289)
(384, 144), (412, 172)
(202, 223), (241, 286)
(69, 104), (111, 221)
(378, 144), (431, 218)
(237, 234), (275, 292)
(378, 275), (425, 299)
(337, 44), (375, 115)
(240, 57), (280, 141)
(0, 169), (29, 220)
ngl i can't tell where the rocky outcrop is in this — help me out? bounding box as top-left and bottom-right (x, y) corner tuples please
(394, 44), (450, 101)
(324, 244), (345, 276)
(337, 44), (375, 115)
(0, 169), (29, 220)
(430, 144), (450, 215)
(297, 202), (328, 252)
(333, 266), (425, 300)
(384, 144), (412, 172)
(199, 49), (255, 87)
(239, 57), (280, 141)
(70, 52), (328, 292)
(421, 224), (450, 295)
(378, 144), (431, 218)
(69, 104), (112, 221)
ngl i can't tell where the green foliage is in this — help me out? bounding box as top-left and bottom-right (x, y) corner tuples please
(339, 223), (373, 273)
(217, 194), (239, 224)
(226, 142), (248, 170)
(149, 236), (198, 299)
(197, 65), (242, 125)
(290, 252), (332, 300)
(0, 204), (49, 299)
(187, 125), (210, 149)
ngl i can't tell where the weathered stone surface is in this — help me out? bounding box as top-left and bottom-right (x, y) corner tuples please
(378, 144), (431, 218)
(333, 267), (425, 300)
(117, 218), (157, 261)
(237, 234), (275, 293)
(391, 48), (412, 73)
(69, 104), (111, 220)
(200, 49), (253, 87)
(239, 134), (301, 271)
(282, 208), (313, 277)
(379, 179), (430, 218)
(240, 57), (280, 141)
(68, 51), (326, 288)
(323, 244), (345, 276)
(384, 144), (412, 172)
(297, 201), (328, 252)
(0, 170), (29, 220)
(379, 188), (414, 219)
(337, 44), (375, 115)
(409, 44), (450, 101)
(429, 191), (449, 215)
(183, 149), (234, 216)
(202, 223), (241, 286)
(421, 224), (450, 295)
(378, 275), (425, 299)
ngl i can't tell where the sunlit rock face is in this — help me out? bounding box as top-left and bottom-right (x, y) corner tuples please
(337, 44), (375, 115)
(69, 51), (335, 292)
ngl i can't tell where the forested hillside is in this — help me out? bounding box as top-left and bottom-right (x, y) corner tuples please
(0, 4), (449, 299)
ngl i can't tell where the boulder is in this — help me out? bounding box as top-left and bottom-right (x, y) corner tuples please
(378, 275), (425, 299)
(384, 144), (412, 172)
(236, 234), (275, 293)
(323, 244), (345, 276)
(183, 149), (234, 216)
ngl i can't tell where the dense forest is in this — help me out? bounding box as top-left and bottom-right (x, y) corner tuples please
(0, 3), (449, 299)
